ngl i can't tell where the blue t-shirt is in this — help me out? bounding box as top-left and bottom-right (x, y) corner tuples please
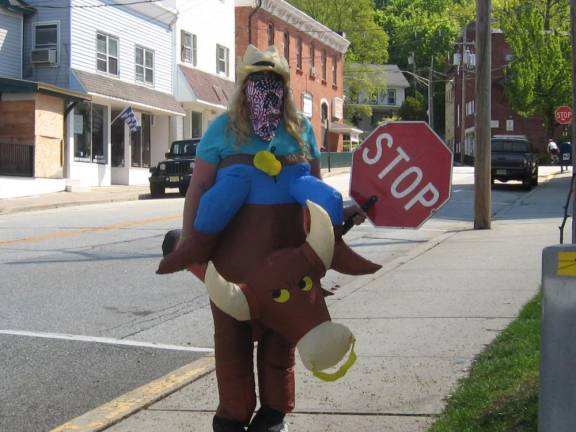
(197, 113), (320, 165)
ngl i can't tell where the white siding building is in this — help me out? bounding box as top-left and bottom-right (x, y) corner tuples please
(22, 0), (185, 188)
(173, 0), (235, 140)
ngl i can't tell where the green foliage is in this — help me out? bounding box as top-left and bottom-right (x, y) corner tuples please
(429, 293), (541, 432)
(398, 94), (427, 121)
(496, 2), (572, 137)
(287, 0), (389, 64)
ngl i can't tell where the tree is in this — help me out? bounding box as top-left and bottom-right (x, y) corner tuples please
(286, 0), (389, 64)
(496, 1), (572, 137)
(398, 94), (427, 121)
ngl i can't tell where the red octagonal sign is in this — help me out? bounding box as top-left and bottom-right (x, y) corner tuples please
(350, 122), (453, 228)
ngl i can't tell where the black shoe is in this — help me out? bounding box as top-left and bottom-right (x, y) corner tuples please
(247, 406), (288, 432)
(213, 415), (246, 432)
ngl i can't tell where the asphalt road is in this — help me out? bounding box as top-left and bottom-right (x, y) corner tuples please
(0, 168), (564, 431)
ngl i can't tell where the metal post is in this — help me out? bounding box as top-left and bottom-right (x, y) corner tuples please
(429, 56), (434, 130)
(474, 0), (492, 229)
(571, 0), (576, 242)
(540, 245), (576, 431)
(460, 27), (467, 164)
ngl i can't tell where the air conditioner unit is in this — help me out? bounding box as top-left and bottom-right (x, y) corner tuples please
(309, 66), (316, 78)
(31, 48), (57, 65)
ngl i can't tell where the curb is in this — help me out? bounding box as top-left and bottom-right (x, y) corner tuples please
(50, 355), (215, 432)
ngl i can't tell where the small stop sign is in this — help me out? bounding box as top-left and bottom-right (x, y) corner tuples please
(350, 122), (453, 229)
(555, 106), (573, 125)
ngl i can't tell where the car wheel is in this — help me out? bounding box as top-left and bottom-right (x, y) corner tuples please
(178, 184), (189, 196)
(150, 183), (165, 196)
(522, 177), (533, 191)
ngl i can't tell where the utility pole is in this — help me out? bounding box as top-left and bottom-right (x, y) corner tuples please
(475, 0), (492, 229)
(571, 0), (576, 242)
(429, 56), (434, 130)
(460, 27), (467, 164)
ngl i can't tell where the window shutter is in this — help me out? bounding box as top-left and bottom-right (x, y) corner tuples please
(226, 47), (229, 76)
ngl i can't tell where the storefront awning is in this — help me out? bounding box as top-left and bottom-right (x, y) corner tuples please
(72, 69), (185, 116)
(329, 122), (363, 135)
(178, 65), (236, 110)
(0, 76), (90, 102)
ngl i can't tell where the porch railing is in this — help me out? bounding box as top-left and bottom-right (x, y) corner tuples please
(0, 143), (34, 177)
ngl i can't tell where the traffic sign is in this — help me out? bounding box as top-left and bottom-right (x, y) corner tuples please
(350, 122), (453, 228)
(555, 106), (573, 125)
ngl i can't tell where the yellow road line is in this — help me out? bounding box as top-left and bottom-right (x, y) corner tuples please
(0, 214), (180, 246)
(50, 356), (215, 432)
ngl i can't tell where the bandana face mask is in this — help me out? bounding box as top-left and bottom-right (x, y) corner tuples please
(245, 73), (285, 142)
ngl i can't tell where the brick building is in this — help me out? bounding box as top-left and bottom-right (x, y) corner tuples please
(447, 23), (548, 164)
(235, 0), (353, 151)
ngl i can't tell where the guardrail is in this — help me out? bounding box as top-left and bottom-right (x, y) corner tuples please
(0, 143), (34, 177)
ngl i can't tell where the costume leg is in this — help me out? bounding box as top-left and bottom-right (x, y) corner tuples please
(256, 330), (296, 414)
(290, 174), (381, 275)
(156, 166), (252, 274)
(212, 302), (257, 426)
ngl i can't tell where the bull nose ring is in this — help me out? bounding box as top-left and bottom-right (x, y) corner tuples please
(312, 338), (357, 382)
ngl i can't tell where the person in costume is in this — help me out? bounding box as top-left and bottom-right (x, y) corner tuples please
(157, 45), (380, 432)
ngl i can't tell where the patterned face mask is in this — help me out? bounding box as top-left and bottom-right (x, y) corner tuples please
(245, 73), (285, 142)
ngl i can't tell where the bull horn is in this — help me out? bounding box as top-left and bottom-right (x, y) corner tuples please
(204, 261), (251, 321)
(305, 200), (335, 270)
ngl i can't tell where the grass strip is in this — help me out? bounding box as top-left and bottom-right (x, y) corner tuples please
(429, 293), (541, 432)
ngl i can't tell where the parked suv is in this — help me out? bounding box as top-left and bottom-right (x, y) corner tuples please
(491, 135), (538, 190)
(149, 139), (199, 196)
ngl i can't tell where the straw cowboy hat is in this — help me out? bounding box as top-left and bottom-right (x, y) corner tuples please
(237, 44), (290, 84)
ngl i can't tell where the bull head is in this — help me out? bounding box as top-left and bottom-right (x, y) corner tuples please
(205, 201), (355, 378)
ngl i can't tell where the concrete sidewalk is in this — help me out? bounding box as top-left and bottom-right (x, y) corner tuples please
(0, 168), (351, 216)
(47, 168), (572, 432)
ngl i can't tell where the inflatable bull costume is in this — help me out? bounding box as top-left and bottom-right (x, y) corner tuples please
(157, 45), (381, 432)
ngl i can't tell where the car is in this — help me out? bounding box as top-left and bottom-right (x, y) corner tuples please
(559, 141), (572, 172)
(491, 135), (539, 190)
(149, 139), (199, 196)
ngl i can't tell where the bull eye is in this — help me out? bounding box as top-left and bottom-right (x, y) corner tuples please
(272, 288), (291, 304)
(298, 276), (313, 292)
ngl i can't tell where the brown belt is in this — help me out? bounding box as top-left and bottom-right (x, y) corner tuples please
(218, 154), (309, 169)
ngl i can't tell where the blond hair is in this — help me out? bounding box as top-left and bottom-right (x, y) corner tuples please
(227, 78), (306, 154)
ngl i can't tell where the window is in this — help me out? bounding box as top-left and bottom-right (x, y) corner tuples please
(310, 45), (315, 68)
(216, 44), (229, 76)
(131, 113), (151, 168)
(321, 50), (327, 81)
(283, 31), (290, 61)
(135, 46), (154, 85)
(296, 37), (302, 70)
(267, 22), (274, 46)
(34, 23), (59, 61)
(332, 55), (337, 85)
(302, 93), (313, 118)
(96, 32), (118, 75)
(191, 111), (202, 138)
(386, 89), (396, 105)
(181, 31), (197, 65)
(74, 102), (108, 164)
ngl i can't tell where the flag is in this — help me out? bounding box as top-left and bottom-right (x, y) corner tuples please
(112, 106), (140, 132)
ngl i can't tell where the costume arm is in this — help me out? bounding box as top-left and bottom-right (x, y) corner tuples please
(182, 158), (218, 239)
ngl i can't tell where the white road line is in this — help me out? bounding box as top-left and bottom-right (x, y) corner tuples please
(0, 329), (214, 353)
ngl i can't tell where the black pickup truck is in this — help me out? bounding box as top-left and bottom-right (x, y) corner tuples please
(148, 139), (199, 196)
(491, 135), (539, 190)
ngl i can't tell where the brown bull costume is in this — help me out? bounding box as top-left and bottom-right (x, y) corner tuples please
(157, 46), (381, 432)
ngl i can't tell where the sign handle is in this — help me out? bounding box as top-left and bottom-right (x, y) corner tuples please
(342, 195), (378, 235)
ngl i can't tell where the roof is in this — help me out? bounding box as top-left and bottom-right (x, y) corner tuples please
(72, 69), (185, 116)
(329, 122), (363, 135)
(235, 0), (349, 53)
(347, 64), (410, 88)
(0, 0), (35, 15)
(178, 65), (236, 109)
(0, 77), (90, 102)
